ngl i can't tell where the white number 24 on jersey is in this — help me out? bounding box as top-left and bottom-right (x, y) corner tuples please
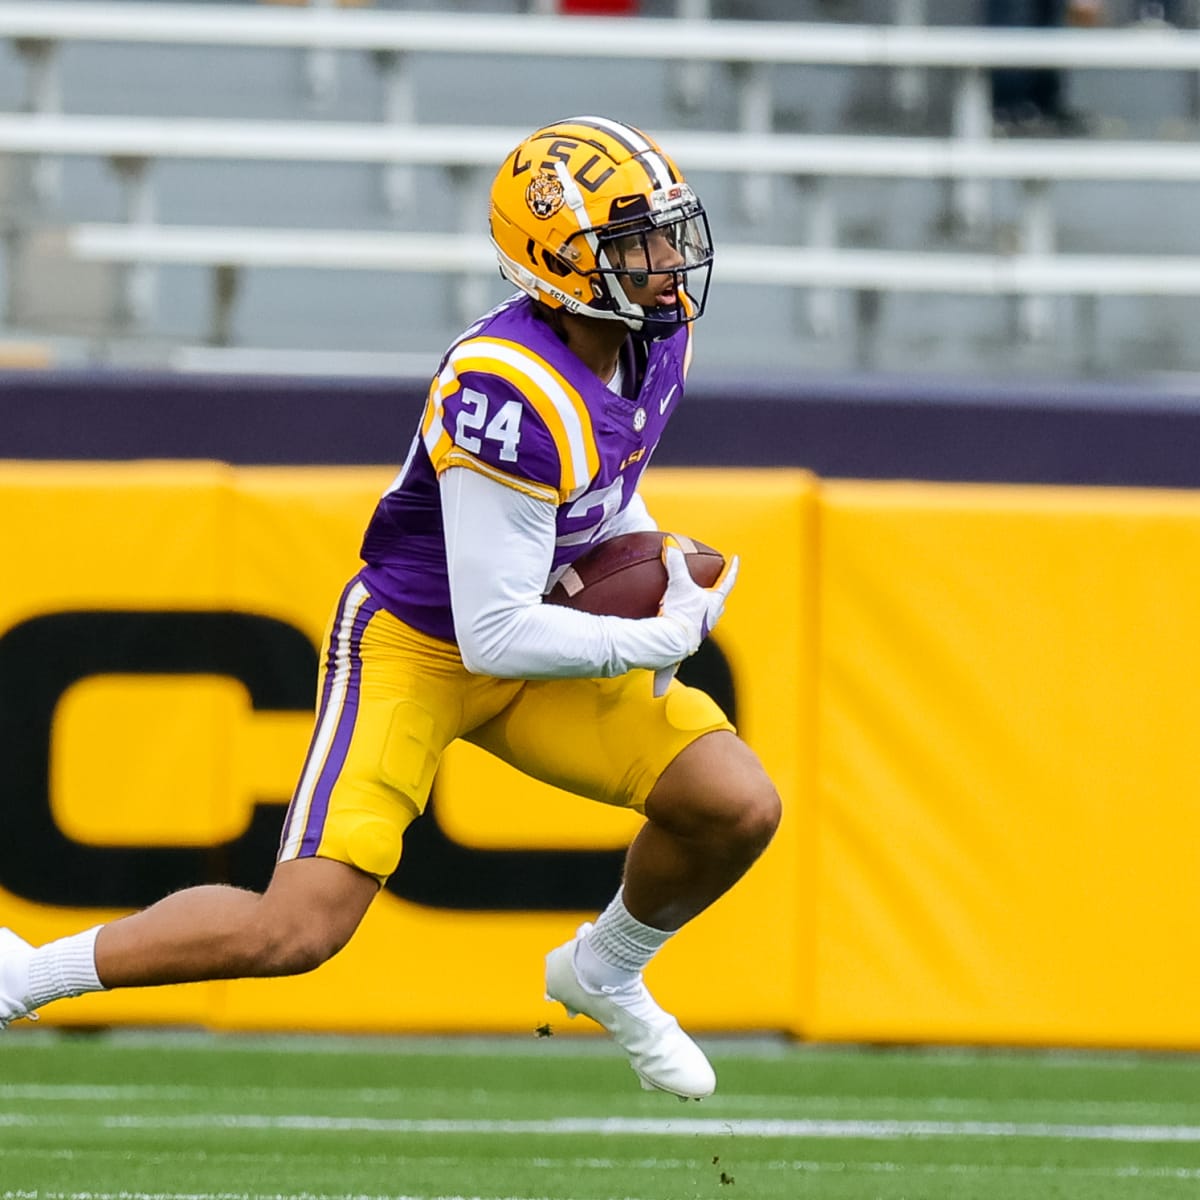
(457, 388), (522, 463)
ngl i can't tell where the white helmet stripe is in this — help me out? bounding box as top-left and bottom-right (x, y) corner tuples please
(554, 161), (600, 255)
(570, 114), (673, 190)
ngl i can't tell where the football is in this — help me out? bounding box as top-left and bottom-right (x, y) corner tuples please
(544, 531), (725, 619)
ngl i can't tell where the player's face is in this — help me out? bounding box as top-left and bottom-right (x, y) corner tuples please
(607, 228), (687, 306)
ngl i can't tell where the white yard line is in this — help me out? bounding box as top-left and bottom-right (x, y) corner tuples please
(0, 1083), (1186, 1120)
(110, 1114), (1200, 1142)
(6, 1156), (1200, 1200)
(771, 1160), (1200, 1179)
(4, 1111), (1200, 1142)
(5, 1149), (1200, 1179)
(1, 1193), (571, 1200)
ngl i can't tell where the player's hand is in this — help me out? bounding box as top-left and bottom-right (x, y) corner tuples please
(658, 536), (739, 657)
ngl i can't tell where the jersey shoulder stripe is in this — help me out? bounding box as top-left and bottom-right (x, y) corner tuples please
(445, 335), (600, 499)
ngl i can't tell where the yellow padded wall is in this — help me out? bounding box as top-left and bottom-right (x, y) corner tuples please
(0, 460), (235, 1027)
(812, 480), (1200, 1047)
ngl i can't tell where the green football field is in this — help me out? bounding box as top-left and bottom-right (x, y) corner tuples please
(2, 1030), (1200, 1200)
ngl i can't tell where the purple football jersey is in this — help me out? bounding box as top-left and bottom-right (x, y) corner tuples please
(358, 295), (690, 642)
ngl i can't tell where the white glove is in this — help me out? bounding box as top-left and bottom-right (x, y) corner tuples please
(653, 536), (739, 697)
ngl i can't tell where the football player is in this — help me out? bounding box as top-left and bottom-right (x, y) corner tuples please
(0, 117), (780, 1101)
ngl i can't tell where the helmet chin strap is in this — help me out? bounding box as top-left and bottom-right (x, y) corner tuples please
(631, 301), (685, 342)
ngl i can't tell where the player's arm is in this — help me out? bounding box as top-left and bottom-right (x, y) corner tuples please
(442, 466), (693, 679)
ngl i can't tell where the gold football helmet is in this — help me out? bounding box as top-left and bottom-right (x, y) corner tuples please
(489, 116), (713, 338)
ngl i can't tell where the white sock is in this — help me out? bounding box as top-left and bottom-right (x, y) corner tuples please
(27, 927), (106, 1008)
(574, 887), (673, 991)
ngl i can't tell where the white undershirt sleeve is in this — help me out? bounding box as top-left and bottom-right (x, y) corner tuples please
(440, 466), (691, 679)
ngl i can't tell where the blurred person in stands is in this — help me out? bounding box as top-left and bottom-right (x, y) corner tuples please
(1131, 1), (1191, 25)
(0, 117), (780, 1103)
(987, 0), (1105, 133)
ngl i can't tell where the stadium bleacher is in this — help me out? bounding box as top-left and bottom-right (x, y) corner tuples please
(1, 0), (1199, 378)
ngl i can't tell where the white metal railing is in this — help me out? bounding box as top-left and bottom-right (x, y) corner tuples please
(59, 222), (1200, 353)
(2, 2), (1197, 66)
(9, 113), (1200, 180)
(70, 223), (1200, 296)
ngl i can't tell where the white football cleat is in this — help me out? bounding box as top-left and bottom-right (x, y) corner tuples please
(545, 924), (716, 1100)
(0, 928), (38, 1030)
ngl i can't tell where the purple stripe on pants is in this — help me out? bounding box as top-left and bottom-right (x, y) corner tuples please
(276, 577), (366, 860)
(297, 584), (382, 857)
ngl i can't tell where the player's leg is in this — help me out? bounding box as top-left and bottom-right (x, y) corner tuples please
(557, 730), (779, 1099)
(469, 672), (779, 1098)
(472, 672), (780, 929)
(93, 857), (379, 986)
(0, 857), (380, 1028)
(623, 727), (780, 932)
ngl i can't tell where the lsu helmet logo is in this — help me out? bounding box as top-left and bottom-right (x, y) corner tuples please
(525, 171), (565, 220)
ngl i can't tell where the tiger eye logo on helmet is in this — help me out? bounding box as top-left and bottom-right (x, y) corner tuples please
(525, 172), (565, 220)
